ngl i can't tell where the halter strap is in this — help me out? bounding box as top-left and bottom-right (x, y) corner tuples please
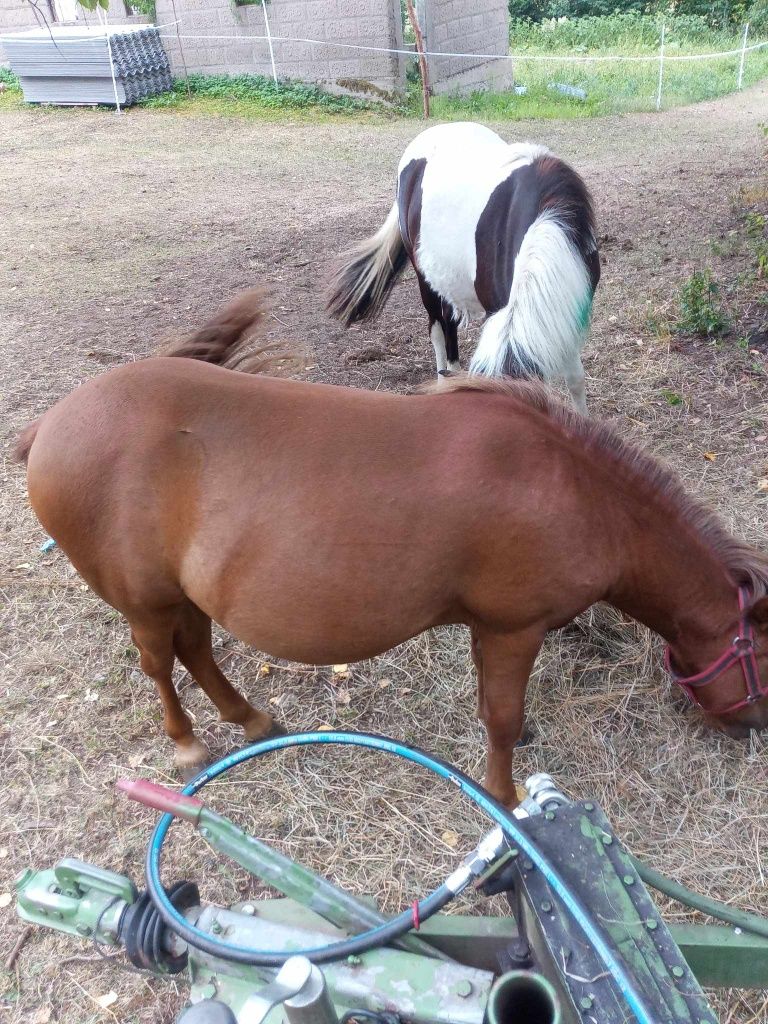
(665, 585), (765, 714)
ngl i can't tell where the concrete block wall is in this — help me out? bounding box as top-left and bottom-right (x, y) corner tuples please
(418, 0), (511, 94)
(155, 0), (406, 98)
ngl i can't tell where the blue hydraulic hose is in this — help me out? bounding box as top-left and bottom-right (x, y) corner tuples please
(146, 731), (656, 1024)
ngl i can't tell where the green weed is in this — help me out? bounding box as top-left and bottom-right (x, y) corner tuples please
(138, 73), (391, 118)
(676, 269), (729, 336)
(744, 212), (768, 278)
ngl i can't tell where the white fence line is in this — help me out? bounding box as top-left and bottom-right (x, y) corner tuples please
(144, 31), (768, 65)
(7, 29), (766, 65)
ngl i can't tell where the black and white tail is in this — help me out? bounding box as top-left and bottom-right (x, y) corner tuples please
(325, 204), (408, 326)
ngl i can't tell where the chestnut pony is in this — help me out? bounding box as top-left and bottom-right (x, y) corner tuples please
(17, 290), (768, 805)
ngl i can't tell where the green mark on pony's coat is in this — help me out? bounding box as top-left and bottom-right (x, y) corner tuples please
(577, 293), (593, 333)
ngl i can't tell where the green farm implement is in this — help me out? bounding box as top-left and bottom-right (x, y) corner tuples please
(14, 732), (768, 1024)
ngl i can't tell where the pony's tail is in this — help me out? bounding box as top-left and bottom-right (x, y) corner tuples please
(325, 204), (408, 326)
(160, 287), (303, 376)
(469, 213), (595, 384)
(14, 419), (41, 465)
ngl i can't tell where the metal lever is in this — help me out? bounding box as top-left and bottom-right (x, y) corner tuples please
(239, 956), (338, 1024)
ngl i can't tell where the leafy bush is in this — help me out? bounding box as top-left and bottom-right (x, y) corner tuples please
(126, 0), (156, 15)
(746, 0), (768, 32)
(0, 67), (19, 87)
(509, 11), (743, 52)
(676, 269), (729, 335)
(509, 0), (755, 27)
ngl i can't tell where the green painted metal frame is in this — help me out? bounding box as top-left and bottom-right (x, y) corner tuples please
(15, 861), (768, 993)
(416, 915), (768, 991)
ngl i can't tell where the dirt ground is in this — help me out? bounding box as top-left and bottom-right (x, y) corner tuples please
(1, 83), (768, 1024)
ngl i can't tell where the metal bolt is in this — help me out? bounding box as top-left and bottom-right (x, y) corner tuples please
(601, 834), (613, 846)
(346, 955), (362, 967)
(544, 811), (555, 821)
(584, 803), (594, 811)
(456, 980), (473, 998)
(623, 875), (635, 886)
(211, 920), (222, 934)
(76, 925), (92, 936)
(645, 919), (658, 931)
(541, 900), (553, 913)
(241, 904), (256, 916)
(580, 996), (593, 1010)
(672, 966), (685, 978)
(522, 859), (534, 871)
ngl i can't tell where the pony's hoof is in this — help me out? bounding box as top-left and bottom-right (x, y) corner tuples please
(242, 712), (286, 742)
(174, 738), (210, 780)
(515, 723), (536, 748)
(180, 763), (206, 784)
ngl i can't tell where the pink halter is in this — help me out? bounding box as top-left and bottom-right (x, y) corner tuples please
(665, 586), (765, 714)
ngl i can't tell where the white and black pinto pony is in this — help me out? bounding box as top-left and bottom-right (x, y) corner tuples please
(326, 122), (600, 412)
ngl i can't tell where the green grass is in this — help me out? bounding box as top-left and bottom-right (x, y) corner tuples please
(435, 12), (768, 119)
(0, 68), (23, 112)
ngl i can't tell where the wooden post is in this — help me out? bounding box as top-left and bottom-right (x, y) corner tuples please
(406, 0), (430, 119)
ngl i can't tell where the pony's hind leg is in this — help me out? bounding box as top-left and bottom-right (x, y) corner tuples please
(129, 614), (209, 772)
(430, 322), (449, 375)
(173, 602), (279, 741)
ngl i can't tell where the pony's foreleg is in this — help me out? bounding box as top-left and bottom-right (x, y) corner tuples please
(470, 626), (484, 717)
(564, 353), (588, 415)
(442, 307), (461, 375)
(416, 271), (459, 376)
(474, 626), (543, 808)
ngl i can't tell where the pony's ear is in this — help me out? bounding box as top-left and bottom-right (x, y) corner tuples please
(748, 596), (768, 629)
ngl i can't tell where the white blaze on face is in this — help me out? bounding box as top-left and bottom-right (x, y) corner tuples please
(397, 123), (551, 322)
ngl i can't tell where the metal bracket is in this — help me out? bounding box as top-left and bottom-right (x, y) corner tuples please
(239, 957), (337, 1024)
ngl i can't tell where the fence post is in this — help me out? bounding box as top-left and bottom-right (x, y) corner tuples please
(262, 0), (278, 85)
(406, 0), (430, 118)
(737, 22), (750, 90)
(97, 5), (121, 114)
(655, 19), (665, 111)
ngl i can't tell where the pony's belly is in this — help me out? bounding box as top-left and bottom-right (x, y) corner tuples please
(417, 246), (485, 319)
(182, 545), (461, 668)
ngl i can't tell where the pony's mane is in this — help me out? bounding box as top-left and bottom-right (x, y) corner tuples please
(431, 376), (768, 600)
